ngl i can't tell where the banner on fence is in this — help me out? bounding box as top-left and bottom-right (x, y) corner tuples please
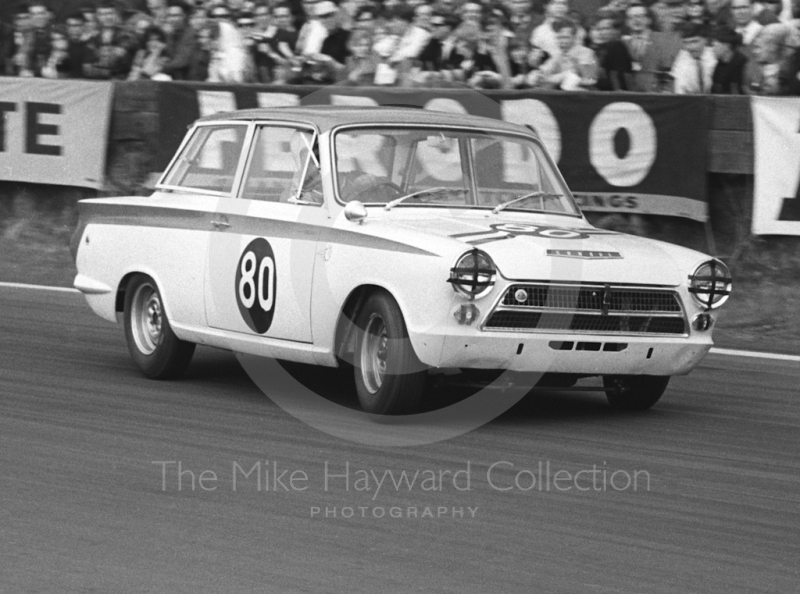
(0, 78), (112, 189)
(157, 84), (709, 221)
(751, 96), (800, 236)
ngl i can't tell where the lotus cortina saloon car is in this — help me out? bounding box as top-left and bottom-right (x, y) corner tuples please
(72, 106), (731, 414)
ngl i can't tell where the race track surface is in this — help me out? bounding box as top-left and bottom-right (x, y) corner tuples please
(1, 287), (798, 593)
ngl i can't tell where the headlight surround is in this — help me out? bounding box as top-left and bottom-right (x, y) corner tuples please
(688, 260), (732, 309)
(448, 249), (497, 299)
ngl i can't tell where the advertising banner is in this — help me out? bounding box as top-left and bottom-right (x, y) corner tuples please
(158, 84), (709, 221)
(0, 78), (113, 189)
(751, 96), (800, 235)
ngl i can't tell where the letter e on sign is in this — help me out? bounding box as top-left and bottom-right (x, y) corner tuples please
(589, 102), (655, 187)
(26, 102), (62, 156)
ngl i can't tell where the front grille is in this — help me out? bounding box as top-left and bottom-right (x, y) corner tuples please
(501, 284), (681, 312)
(485, 283), (686, 335)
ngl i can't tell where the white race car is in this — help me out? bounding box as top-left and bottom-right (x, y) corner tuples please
(72, 106), (731, 414)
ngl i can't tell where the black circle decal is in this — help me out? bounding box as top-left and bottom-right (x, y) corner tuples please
(235, 238), (276, 334)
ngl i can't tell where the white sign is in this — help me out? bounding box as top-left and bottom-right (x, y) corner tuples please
(0, 78), (113, 189)
(752, 97), (800, 235)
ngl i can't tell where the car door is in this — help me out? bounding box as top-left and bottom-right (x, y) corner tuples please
(204, 124), (324, 344)
(153, 121), (251, 331)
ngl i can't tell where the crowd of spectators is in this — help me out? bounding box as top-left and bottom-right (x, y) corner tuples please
(1, 0), (799, 93)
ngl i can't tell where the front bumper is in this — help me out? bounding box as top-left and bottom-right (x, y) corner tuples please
(438, 332), (711, 375)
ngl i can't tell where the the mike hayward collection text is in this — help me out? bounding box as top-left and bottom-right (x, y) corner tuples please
(152, 460), (651, 496)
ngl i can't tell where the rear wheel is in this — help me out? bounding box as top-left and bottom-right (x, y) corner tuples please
(603, 375), (669, 411)
(353, 291), (426, 415)
(123, 274), (195, 379)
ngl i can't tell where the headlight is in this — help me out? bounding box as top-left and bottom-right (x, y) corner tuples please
(448, 249), (497, 299)
(688, 260), (731, 309)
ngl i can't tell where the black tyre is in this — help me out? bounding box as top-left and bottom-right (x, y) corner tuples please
(123, 274), (195, 379)
(353, 291), (426, 415)
(603, 375), (670, 411)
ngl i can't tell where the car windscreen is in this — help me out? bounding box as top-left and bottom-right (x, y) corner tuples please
(334, 126), (580, 216)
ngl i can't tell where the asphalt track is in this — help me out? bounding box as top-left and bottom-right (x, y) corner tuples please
(1, 286), (798, 593)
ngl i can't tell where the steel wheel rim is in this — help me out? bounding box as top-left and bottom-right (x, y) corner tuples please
(360, 314), (388, 394)
(131, 282), (164, 356)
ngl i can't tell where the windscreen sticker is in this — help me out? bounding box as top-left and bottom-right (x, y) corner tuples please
(450, 224), (616, 246)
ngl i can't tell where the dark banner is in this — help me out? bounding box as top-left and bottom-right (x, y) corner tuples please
(158, 83), (709, 221)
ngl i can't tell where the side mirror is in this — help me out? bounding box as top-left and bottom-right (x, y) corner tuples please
(344, 200), (367, 224)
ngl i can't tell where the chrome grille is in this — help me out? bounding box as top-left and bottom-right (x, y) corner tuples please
(485, 283), (686, 335)
(501, 284), (681, 312)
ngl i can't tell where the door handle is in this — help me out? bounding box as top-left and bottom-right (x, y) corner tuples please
(211, 218), (230, 230)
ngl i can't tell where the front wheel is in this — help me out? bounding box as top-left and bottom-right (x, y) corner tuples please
(123, 274), (195, 379)
(603, 375), (669, 411)
(353, 291), (426, 415)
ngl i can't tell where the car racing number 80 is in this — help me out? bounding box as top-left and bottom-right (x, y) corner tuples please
(236, 238), (276, 334)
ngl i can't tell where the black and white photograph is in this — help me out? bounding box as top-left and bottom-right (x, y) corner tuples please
(1, 0), (799, 591)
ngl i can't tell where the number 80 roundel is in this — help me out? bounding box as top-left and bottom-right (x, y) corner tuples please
(236, 238), (276, 334)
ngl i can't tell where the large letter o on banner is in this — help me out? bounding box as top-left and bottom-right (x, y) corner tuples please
(589, 102), (656, 187)
(501, 99), (561, 163)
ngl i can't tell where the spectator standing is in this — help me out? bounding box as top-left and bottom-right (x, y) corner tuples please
(460, 2), (484, 27)
(64, 13), (87, 78)
(670, 22), (717, 92)
(9, 6), (34, 77)
(317, 1), (351, 66)
(81, 4), (100, 41)
(128, 25), (171, 80)
(0, 14), (17, 76)
(372, 5), (428, 84)
(623, 3), (682, 90)
(508, 0), (541, 46)
(705, 0), (735, 26)
(685, 0), (712, 28)
(206, 6), (255, 82)
(591, 13), (634, 89)
(296, 0), (329, 55)
(343, 28), (377, 83)
(539, 17), (598, 89)
(146, 0), (171, 30)
(27, 1), (53, 76)
(189, 6), (209, 33)
(191, 20), (215, 80)
(710, 24), (750, 91)
(417, 13), (459, 75)
(731, 0), (763, 49)
(352, 6), (380, 35)
(253, 2), (270, 33)
(652, 0), (688, 33)
(748, 23), (792, 92)
(41, 25), (74, 79)
(390, 4), (431, 63)
(82, 1), (138, 79)
(480, 6), (515, 87)
(161, 1), (198, 80)
(451, 22), (501, 85)
(531, 0), (584, 58)
(249, 2), (298, 82)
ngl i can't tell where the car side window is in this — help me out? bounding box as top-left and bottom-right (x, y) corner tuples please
(162, 124), (247, 194)
(241, 126), (322, 205)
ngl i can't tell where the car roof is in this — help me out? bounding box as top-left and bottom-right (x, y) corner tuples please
(196, 105), (534, 136)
